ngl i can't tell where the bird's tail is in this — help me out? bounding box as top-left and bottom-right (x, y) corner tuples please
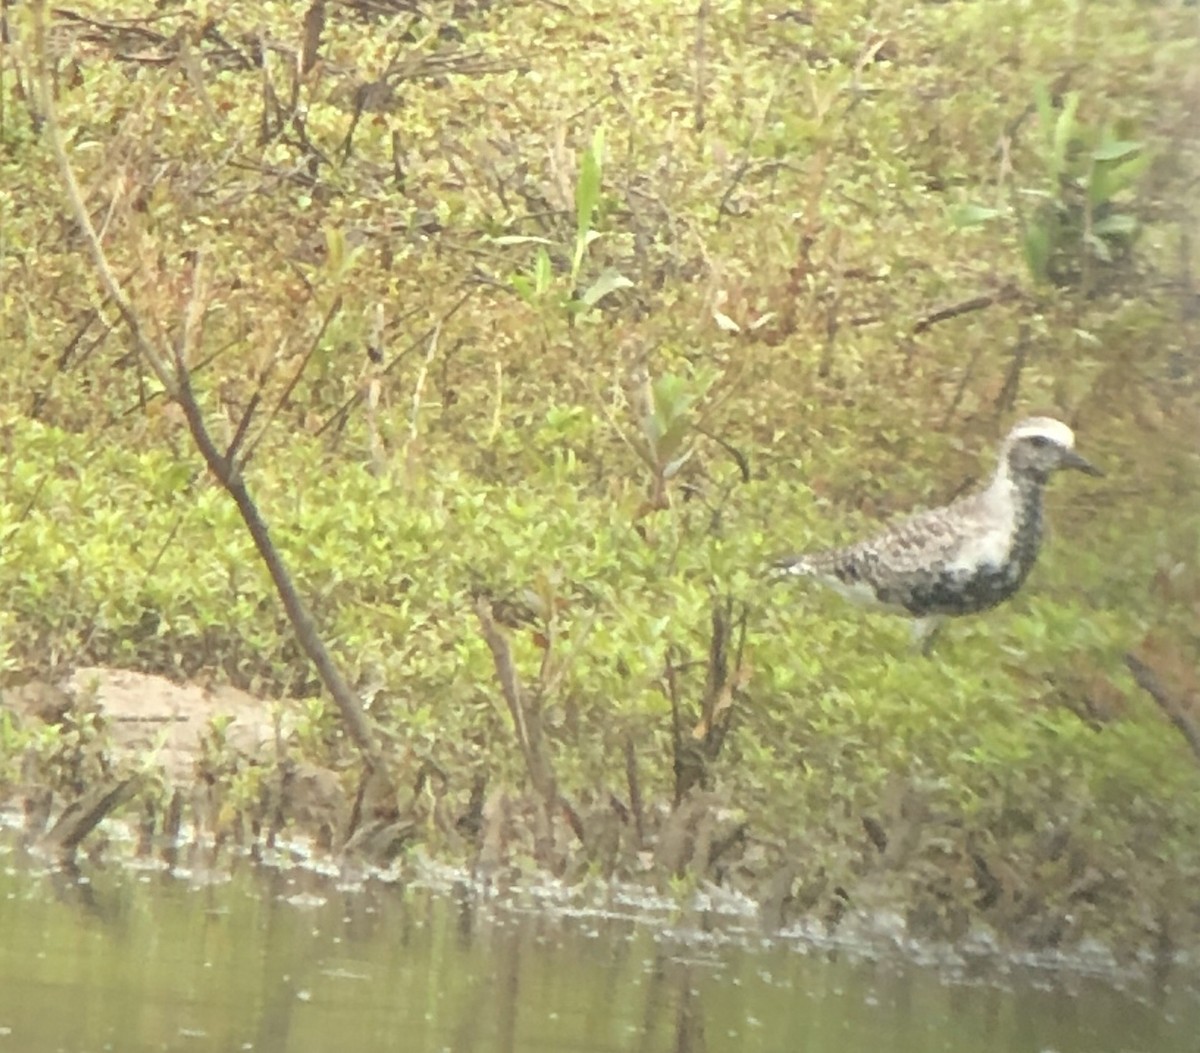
(766, 553), (816, 580)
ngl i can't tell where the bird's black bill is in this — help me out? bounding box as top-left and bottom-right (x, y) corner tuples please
(1063, 450), (1104, 477)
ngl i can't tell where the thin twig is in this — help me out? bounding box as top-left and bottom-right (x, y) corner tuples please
(170, 338), (391, 775)
(693, 0), (709, 134)
(15, 471), (51, 524)
(407, 322), (441, 445)
(993, 321), (1029, 420)
(912, 284), (1021, 334)
(54, 307), (104, 371)
(1125, 653), (1200, 765)
(473, 596), (544, 795)
(140, 512), (184, 586)
(693, 423), (751, 483)
(34, 9), (176, 397)
(118, 335), (244, 419)
(225, 391), (261, 467)
(716, 86), (778, 219)
(240, 295), (342, 468)
(941, 343), (984, 428)
(624, 733), (644, 848)
(817, 230), (844, 378)
(42, 776), (141, 858)
(314, 288), (474, 439)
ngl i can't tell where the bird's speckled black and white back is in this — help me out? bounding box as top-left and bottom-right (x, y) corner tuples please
(771, 417), (1102, 646)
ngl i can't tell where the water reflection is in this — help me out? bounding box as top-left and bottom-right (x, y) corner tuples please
(0, 846), (1194, 1053)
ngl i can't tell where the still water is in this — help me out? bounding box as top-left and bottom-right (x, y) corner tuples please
(0, 845), (1195, 1053)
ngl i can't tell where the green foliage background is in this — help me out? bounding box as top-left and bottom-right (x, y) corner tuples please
(0, 0), (1198, 950)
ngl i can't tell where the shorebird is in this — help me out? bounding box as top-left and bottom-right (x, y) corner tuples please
(770, 417), (1103, 651)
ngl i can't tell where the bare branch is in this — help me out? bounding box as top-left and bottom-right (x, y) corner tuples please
(314, 288), (474, 439)
(241, 295), (343, 469)
(624, 732), (644, 848)
(693, 0), (709, 134)
(300, 0), (325, 76)
(473, 598), (534, 770)
(42, 776), (141, 859)
(32, 4), (176, 398)
(1126, 653), (1200, 766)
(225, 392), (261, 467)
(34, 5), (393, 792)
(473, 595), (566, 815)
(912, 283), (1021, 335)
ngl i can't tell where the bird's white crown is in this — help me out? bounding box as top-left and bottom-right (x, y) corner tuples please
(1007, 416), (1076, 450)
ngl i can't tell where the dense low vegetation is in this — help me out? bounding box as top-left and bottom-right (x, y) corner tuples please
(0, 0), (1197, 955)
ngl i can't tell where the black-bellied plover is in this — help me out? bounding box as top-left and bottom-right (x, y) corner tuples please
(770, 417), (1103, 651)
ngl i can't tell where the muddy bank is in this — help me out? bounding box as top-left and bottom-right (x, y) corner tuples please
(2, 665), (1196, 968)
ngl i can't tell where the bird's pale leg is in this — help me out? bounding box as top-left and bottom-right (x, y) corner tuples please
(912, 616), (945, 656)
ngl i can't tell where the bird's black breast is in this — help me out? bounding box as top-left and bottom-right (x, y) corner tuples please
(892, 561), (1030, 617)
(883, 488), (1046, 618)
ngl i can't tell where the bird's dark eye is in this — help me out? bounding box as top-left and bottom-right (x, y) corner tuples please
(1029, 436), (1051, 448)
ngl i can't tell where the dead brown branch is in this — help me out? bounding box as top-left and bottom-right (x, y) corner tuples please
(716, 87), (778, 219)
(42, 776), (141, 859)
(239, 295), (343, 469)
(693, 0), (709, 134)
(35, 5), (394, 797)
(1125, 653), (1200, 766)
(666, 597), (750, 804)
(912, 283), (1022, 334)
(300, 0), (325, 76)
(993, 321), (1030, 419)
(694, 596), (749, 756)
(472, 597), (587, 859)
(472, 596), (554, 801)
(315, 288), (475, 440)
(624, 733), (645, 848)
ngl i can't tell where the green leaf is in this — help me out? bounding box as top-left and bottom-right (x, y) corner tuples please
(509, 274), (534, 302)
(325, 225), (346, 273)
(1092, 212), (1138, 238)
(1088, 151), (1151, 207)
(573, 131), (605, 278)
(949, 202), (1003, 228)
(579, 267), (633, 307)
(534, 246), (553, 295)
(1085, 232), (1113, 262)
(662, 448), (695, 480)
(1091, 139), (1141, 163)
(1051, 92), (1080, 179)
(1022, 221), (1052, 284)
(712, 309), (740, 333)
(489, 234), (555, 247)
(642, 374), (687, 449)
(1033, 80), (1054, 143)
